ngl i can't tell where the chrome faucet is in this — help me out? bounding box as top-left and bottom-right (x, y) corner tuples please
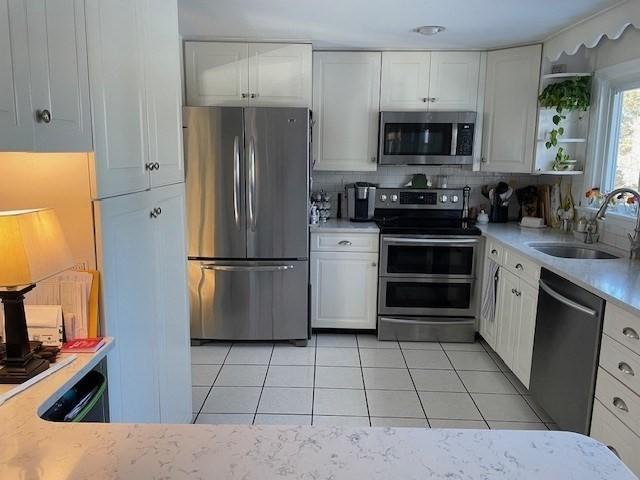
(595, 187), (640, 259)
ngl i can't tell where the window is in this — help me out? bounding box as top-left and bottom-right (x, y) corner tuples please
(607, 86), (640, 192)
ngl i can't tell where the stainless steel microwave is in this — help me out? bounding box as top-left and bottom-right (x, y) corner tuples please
(378, 111), (476, 166)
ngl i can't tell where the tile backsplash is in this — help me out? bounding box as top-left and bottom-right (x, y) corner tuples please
(312, 165), (567, 219)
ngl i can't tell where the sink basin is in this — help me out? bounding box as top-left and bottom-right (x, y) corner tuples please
(529, 243), (620, 260)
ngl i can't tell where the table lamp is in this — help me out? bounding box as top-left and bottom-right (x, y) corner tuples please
(0, 208), (73, 383)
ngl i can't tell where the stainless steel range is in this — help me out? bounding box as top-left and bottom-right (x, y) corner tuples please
(375, 187), (481, 342)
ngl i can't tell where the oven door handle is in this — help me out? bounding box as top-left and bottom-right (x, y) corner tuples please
(383, 237), (479, 245)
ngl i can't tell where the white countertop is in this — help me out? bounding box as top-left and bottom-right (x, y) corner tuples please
(480, 223), (640, 315)
(0, 336), (635, 479)
(310, 218), (379, 233)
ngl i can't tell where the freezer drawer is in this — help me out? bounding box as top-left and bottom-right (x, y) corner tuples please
(188, 260), (309, 341)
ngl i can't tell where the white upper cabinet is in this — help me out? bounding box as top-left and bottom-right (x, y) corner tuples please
(482, 44), (541, 173)
(26, 0), (92, 151)
(248, 43), (312, 107)
(313, 51), (381, 172)
(184, 42), (249, 107)
(86, 0), (149, 198)
(143, 0), (184, 188)
(380, 52), (431, 111)
(0, 0), (32, 151)
(185, 42), (312, 107)
(380, 51), (481, 111)
(429, 51), (481, 111)
(87, 0), (184, 199)
(0, 0), (91, 152)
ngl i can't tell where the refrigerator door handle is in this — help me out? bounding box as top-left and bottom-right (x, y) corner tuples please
(200, 262), (295, 272)
(233, 135), (240, 228)
(248, 136), (257, 231)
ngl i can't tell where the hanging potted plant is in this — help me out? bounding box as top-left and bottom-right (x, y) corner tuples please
(538, 76), (592, 170)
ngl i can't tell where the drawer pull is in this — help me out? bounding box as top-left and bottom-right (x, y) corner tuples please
(607, 446), (620, 458)
(613, 397), (629, 412)
(338, 240), (352, 246)
(515, 263), (524, 271)
(623, 327), (639, 340)
(618, 362), (634, 376)
(491, 249), (498, 255)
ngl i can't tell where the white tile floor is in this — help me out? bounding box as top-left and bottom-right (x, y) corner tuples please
(191, 333), (558, 429)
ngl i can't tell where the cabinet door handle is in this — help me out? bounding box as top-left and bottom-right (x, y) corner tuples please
(491, 249), (498, 255)
(623, 327), (639, 340)
(145, 163), (152, 171)
(613, 397), (629, 412)
(515, 263), (524, 271)
(371, 262), (377, 267)
(429, 97), (437, 102)
(154, 162), (160, 170)
(241, 93), (248, 98)
(150, 207), (162, 219)
(511, 288), (516, 295)
(338, 240), (352, 246)
(36, 109), (51, 124)
(422, 97), (428, 103)
(250, 93), (258, 99)
(515, 290), (521, 297)
(618, 361), (634, 376)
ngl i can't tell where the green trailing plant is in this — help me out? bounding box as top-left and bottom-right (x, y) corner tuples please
(538, 76), (592, 168)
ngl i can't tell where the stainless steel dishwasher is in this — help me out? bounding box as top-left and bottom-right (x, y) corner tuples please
(529, 268), (605, 434)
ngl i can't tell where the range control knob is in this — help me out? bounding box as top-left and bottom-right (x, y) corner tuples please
(451, 195), (459, 203)
(390, 194), (399, 203)
(380, 194), (387, 202)
(440, 194), (448, 203)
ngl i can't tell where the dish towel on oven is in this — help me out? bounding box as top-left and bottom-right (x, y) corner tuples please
(481, 259), (500, 324)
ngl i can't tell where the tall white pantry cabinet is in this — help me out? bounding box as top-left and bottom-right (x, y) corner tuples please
(89, 0), (191, 424)
(0, 0), (191, 423)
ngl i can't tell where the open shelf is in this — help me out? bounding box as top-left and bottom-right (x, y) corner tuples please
(542, 72), (592, 80)
(535, 170), (584, 176)
(536, 137), (587, 143)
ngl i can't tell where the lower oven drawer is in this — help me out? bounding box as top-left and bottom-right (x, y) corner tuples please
(378, 277), (477, 317)
(378, 316), (476, 342)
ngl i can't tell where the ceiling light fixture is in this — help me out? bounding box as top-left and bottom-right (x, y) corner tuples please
(414, 25), (446, 36)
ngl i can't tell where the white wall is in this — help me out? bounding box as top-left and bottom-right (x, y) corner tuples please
(594, 26), (640, 70)
(0, 152), (96, 269)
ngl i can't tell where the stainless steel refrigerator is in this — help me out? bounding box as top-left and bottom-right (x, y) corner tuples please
(184, 106), (310, 343)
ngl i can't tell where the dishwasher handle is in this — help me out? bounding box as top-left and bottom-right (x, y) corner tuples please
(539, 280), (597, 317)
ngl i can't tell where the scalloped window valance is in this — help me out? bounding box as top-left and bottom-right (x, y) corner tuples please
(543, 0), (640, 61)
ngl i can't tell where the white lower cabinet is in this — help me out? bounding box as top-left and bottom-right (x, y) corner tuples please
(95, 183), (191, 423)
(591, 304), (640, 477)
(311, 232), (379, 329)
(487, 240), (539, 388)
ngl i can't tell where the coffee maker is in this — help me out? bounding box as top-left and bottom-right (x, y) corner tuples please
(346, 182), (376, 222)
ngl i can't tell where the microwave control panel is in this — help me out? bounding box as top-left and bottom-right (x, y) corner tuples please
(456, 123), (475, 156)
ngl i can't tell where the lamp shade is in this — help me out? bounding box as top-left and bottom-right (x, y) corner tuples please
(0, 208), (73, 288)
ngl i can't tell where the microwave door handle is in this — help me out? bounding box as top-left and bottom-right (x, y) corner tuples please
(450, 123), (458, 156)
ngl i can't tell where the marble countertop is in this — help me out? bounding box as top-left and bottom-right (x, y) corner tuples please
(480, 223), (640, 315)
(310, 218), (379, 233)
(0, 337), (636, 479)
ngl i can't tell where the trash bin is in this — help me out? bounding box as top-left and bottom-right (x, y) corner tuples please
(42, 369), (107, 422)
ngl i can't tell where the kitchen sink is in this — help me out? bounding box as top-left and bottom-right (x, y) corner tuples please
(528, 243), (620, 260)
